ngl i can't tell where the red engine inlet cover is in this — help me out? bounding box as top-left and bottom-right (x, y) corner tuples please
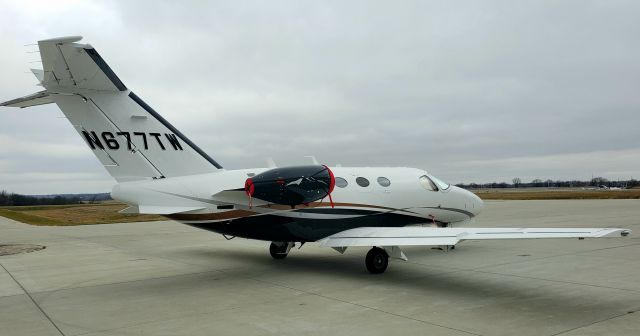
(244, 178), (255, 196)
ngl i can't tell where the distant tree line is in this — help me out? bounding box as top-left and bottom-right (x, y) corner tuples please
(457, 177), (639, 189)
(0, 190), (83, 206)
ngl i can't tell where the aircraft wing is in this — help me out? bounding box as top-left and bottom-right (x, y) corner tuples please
(318, 226), (630, 248)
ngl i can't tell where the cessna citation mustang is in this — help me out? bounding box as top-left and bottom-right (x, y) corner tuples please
(2, 37), (630, 273)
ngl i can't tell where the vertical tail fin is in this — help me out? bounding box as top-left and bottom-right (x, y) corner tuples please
(1, 36), (222, 181)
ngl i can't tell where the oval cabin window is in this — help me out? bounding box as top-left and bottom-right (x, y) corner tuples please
(377, 177), (391, 187)
(356, 177), (370, 187)
(335, 177), (348, 188)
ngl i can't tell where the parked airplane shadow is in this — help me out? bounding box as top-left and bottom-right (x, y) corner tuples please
(178, 246), (640, 316)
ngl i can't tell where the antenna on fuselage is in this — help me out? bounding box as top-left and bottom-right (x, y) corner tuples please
(304, 155), (319, 165)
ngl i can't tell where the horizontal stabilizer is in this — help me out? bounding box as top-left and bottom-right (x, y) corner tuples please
(0, 90), (53, 108)
(319, 227), (631, 248)
(212, 190), (268, 207)
(119, 205), (206, 215)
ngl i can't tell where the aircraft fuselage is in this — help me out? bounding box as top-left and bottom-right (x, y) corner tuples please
(112, 167), (484, 242)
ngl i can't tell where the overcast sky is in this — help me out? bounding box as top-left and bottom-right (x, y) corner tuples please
(1, 0), (639, 194)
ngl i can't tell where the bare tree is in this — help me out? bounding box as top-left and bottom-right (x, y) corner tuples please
(512, 177), (521, 188)
(591, 177), (608, 186)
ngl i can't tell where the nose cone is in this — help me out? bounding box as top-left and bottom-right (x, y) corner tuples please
(469, 190), (484, 215)
(451, 186), (483, 217)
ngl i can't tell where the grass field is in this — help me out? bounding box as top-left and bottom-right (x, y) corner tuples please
(474, 189), (640, 200)
(0, 203), (164, 226)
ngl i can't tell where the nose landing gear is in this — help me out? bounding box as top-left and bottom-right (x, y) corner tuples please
(269, 242), (294, 259)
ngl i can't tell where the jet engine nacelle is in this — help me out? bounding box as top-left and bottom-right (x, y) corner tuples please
(244, 165), (335, 206)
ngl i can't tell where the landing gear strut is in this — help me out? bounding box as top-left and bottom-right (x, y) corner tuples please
(365, 247), (389, 274)
(269, 242), (293, 259)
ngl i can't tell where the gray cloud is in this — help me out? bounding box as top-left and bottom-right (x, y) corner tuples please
(1, 0), (639, 194)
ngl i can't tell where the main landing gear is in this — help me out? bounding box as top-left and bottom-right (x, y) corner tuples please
(269, 242), (294, 259)
(365, 247), (389, 274)
(268, 243), (396, 274)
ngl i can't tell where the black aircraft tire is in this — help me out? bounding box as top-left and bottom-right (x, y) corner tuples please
(270, 242), (288, 260)
(365, 247), (389, 274)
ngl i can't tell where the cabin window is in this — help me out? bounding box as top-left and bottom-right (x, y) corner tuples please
(377, 177), (391, 187)
(356, 177), (370, 187)
(419, 175), (438, 191)
(335, 177), (348, 188)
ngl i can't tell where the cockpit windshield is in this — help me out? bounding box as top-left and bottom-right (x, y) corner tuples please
(418, 174), (450, 191)
(428, 174), (450, 190)
(419, 175), (438, 191)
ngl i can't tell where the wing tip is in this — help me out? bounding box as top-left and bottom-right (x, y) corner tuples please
(599, 228), (631, 238)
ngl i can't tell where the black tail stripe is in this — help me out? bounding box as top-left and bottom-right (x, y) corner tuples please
(84, 48), (127, 91)
(129, 91), (223, 169)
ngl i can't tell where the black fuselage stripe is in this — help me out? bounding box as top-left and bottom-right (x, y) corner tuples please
(84, 48), (127, 91)
(421, 206), (475, 218)
(128, 92), (223, 169)
(295, 208), (381, 215)
(185, 212), (431, 242)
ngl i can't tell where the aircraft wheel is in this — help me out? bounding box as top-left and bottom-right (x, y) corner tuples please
(365, 247), (388, 274)
(270, 242), (289, 260)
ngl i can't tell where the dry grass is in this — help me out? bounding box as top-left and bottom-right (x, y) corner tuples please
(475, 189), (640, 200)
(0, 202), (164, 226)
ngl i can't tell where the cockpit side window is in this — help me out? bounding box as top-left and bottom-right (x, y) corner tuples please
(419, 175), (438, 191)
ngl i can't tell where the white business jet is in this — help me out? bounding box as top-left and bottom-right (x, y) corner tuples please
(1, 37), (630, 273)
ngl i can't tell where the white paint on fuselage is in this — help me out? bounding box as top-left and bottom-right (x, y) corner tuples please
(111, 167), (484, 224)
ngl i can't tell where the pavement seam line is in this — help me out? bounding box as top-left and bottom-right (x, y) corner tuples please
(470, 269), (640, 293)
(459, 242), (640, 293)
(29, 268), (227, 296)
(0, 292), (31, 299)
(0, 262), (66, 336)
(247, 277), (483, 336)
(549, 308), (640, 336)
(467, 242), (640, 272)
